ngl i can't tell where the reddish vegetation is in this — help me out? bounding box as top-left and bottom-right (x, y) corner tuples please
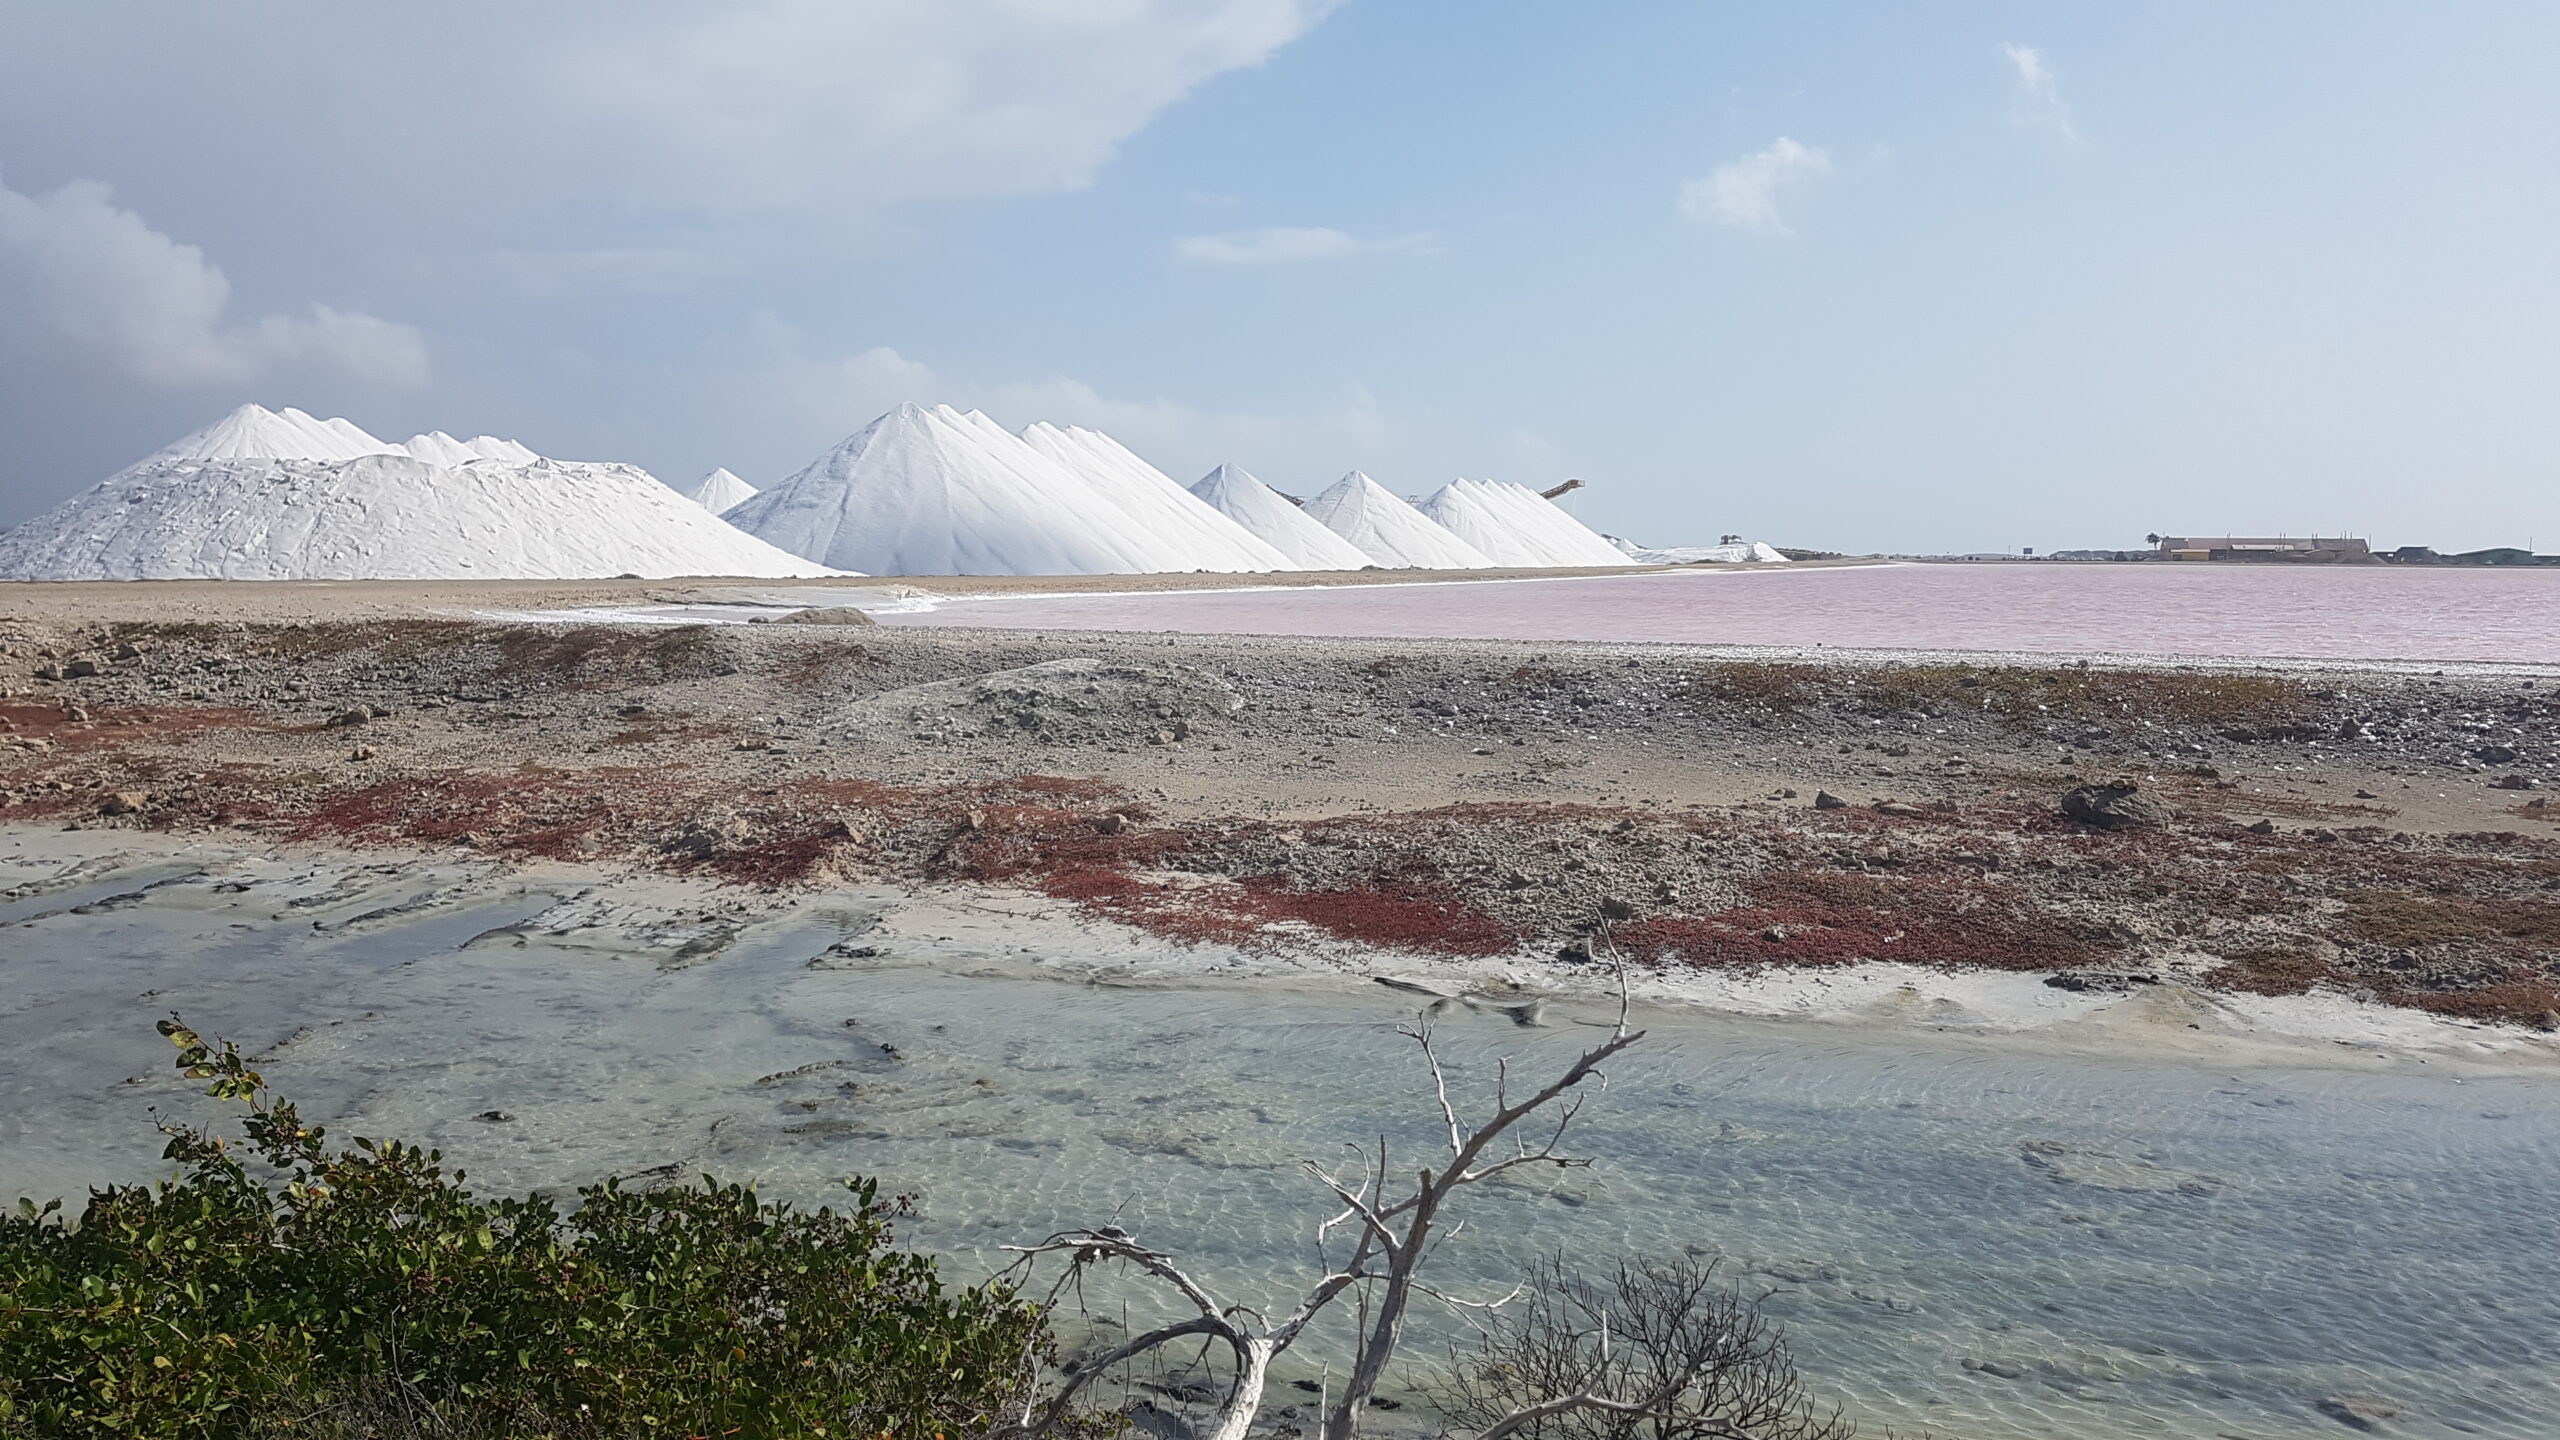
(2382, 975), (2560, 1025)
(1619, 869), (2108, 972)
(1228, 875), (1520, 956)
(0, 701), (264, 753)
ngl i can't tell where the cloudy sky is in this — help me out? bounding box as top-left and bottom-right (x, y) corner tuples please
(4, 1), (2556, 553)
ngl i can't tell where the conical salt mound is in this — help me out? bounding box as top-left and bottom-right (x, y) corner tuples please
(1301, 472), (1495, 569)
(723, 403), (1203, 575)
(0, 408), (839, 580)
(1418, 478), (1634, 568)
(148, 403), (402, 464)
(683, 467), (760, 514)
(1019, 423), (1298, 572)
(1189, 464), (1375, 570)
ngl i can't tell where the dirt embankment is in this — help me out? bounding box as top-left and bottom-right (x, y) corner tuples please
(3, 613), (2556, 1026)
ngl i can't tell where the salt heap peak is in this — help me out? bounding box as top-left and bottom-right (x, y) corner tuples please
(1301, 471), (1496, 569)
(683, 467), (760, 514)
(146, 403), (401, 465)
(0, 408), (841, 581)
(1019, 423), (1298, 572)
(724, 402), (1209, 576)
(404, 431), (541, 467)
(1419, 478), (1633, 568)
(1188, 464), (1375, 571)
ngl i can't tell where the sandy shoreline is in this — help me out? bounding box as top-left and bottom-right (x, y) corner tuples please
(3, 594), (2556, 1034)
(7, 822), (2547, 1076)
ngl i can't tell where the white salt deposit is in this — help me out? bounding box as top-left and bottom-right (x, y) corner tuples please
(145, 403), (402, 464)
(0, 405), (837, 581)
(1610, 536), (1790, 564)
(1018, 424), (1297, 572)
(681, 467), (759, 514)
(1301, 472), (1496, 569)
(404, 431), (541, 466)
(724, 403), (1212, 576)
(1188, 464), (1376, 571)
(1418, 478), (1634, 568)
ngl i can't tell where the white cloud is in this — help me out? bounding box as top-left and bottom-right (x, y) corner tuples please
(1173, 226), (1433, 264)
(0, 3), (1344, 221)
(1678, 137), (1831, 234)
(0, 171), (427, 388)
(2003, 43), (2079, 141)
(555, 0), (1347, 210)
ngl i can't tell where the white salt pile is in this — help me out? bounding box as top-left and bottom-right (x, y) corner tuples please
(404, 431), (541, 466)
(1019, 428), (1295, 572)
(726, 403), (1212, 576)
(681, 468), (759, 514)
(1610, 536), (1791, 564)
(0, 405), (837, 581)
(1418, 478), (1633, 568)
(1188, 464), (1376, 571)
(144, 404), (401, 464)
(1302, 472), (1495, 569)
(1019, 423), (1298, 572)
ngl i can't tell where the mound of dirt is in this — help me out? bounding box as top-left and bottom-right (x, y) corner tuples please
(841, 657), (1244, 746)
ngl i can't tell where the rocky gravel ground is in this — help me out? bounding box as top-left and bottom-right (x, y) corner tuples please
(3, 612), (2556, 1026)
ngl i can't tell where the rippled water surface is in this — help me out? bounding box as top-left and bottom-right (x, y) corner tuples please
(880, 563), (2560, 665)
(7, 854), (2557, 1438)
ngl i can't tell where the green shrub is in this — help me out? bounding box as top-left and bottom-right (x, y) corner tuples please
(0, 1018), (1042, 1439)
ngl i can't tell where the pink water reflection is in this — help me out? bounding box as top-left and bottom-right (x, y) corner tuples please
(880, 563), (2560, 664)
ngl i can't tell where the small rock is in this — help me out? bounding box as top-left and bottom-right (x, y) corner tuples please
(473, 1109), (515, 1123)
(2247, 819), (2278, 835)
(963, 809), (988, 832)
(1874, 800), (1923, 818)
(1150, 728), (1177, 746)
(31, 664), (62, 681)
(1092, 812), (1127, 835)
(772, 606), (877, 626)
(2060, 782), (2173, 830)
(99, 790), (149, 816)
(2490, 774), (2538, 791)
(64, 657), (100, 678)
(2353, 789), (2378, 799)
(1598, 896), (1637, 921)
(1961, 1358), (2026, 1380)
(325, 708), (370, 728)
(2314, 1393), (2404, 1431)
(1555, 938), (1594, 964)
(1813, 791), (1848, 810)
(2474, 744), (2520, 764)
(734, 736), (770, 751)
(348, 745), (376, 761)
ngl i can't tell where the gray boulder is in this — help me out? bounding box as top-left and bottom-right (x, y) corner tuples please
(2061, 782), (2172, 830)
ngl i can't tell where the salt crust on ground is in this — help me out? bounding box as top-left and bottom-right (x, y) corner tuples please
(1187, 463), (1377, 571)
(1302, 471), (1497, 569)
(1419, 478), (1633, 568)
(0, 405), (834, 581)
(1612, 536), (1791, 564)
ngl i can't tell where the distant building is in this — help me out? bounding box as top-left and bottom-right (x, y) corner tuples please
(2146, 534), (2373, 563)
(2375, 545), (2556, 567)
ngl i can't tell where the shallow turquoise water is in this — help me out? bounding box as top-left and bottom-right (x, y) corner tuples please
(5, 849), (2555, 1438)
